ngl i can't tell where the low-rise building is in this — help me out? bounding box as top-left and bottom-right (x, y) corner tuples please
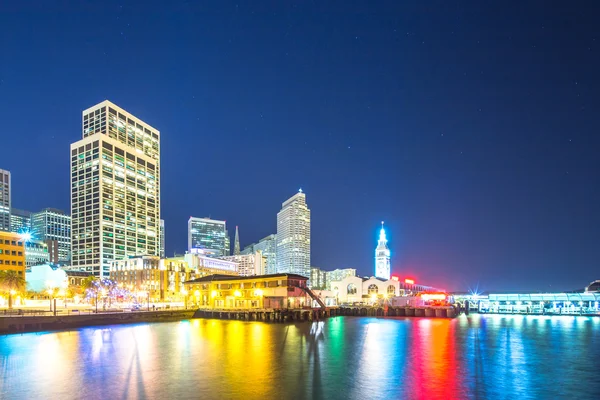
(330, 276), (402, 304)
(184, 273), (310, 309)
(25, 264), (68, 292)
(0, 231), (26, 277)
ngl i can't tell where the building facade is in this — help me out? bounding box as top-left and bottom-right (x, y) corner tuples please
(276, 191), (310, 281)
(25, 240), (49, 267)
(375, 222), (391, 280)
(159, 219), (165, 258)
(188, 217), (229, 257)
(0, 169), (10, 232)
(254, 234), (277, 275)
(70, 100), (160, 277)
(31, 208), (71, 264)
(10, 209), (32, 234)
(233, 226), (240, 255)
(221, 251), (266, 276)
(326, 268), (356, 286)
(310, 267), (328, 290)
(184, 273), (309, 309)
(0, 231), (26, 277)
(330, 276), (402, 304)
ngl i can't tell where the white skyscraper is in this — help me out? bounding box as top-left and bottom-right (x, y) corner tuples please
(276, 190), (310, 282)
(70, 101), (160, 277)
(375, 222), (391, 280)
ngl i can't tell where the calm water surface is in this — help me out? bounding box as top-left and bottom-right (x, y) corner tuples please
(1, 315), (599, 399)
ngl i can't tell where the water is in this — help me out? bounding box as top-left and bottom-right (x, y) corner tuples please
(1, 315), (599, 399)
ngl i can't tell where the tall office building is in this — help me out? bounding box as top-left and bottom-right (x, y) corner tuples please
(375, 222), (391, 280)
(70, 100), (160, 277)
(159, 219), (165, 258)
(31, 208), (71, 264)
(276, 190), (310, 282)
(188, 217), (228, 257)
(10, 208), (32, 234)
(220, 251), (266, 276)
(233, 226), (240, 255)
(0, 169), (11, 232)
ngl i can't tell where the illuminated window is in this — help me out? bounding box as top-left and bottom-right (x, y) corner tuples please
(387, 285), (396, 295)
(368, 284), (378, 295)
(347, 284), (357, 295)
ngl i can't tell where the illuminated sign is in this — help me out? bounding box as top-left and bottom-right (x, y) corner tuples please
(404, 279), (415, 285)
(421, 293), (446, 301)
(391, 275), (399, 281)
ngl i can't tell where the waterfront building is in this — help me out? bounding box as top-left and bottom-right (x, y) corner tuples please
(473, 290), (600, 315)
(25, 240), (49, 267)
(65, 270), (91, 288)
(159, 219), (165, 258)
(375, 222), (391, 280)
(188, 217), (229, 257)
(0, 231), (26, 277)
(70, 100), (161, 278)
(326, 268), (356, 287)
(220, 251), (266, 276)
(330, 276), (402, 304)
(110, 256), (190, 302)
(586, 280), (600, 293)
(310, 267), (328, 290)
(31, 208), (71, 264)
(233, 226), (240, 255)
(184, 273), (310, 309)
(10, 209), (32, 234)
(276, 190), (310, 281)
(0, 169), (10, 232)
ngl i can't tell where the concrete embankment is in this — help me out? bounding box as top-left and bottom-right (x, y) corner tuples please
(0, 309), (196, 334)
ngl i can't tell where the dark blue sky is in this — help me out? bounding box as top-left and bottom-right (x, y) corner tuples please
(1, 1), (599, 291)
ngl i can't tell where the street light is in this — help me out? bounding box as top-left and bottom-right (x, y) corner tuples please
(46, 289), (53, 312)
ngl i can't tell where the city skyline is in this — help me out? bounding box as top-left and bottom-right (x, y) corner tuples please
(1, 2), (599, 291)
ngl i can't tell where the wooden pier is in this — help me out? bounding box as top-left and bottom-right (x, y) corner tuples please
(192, 305), (459, 322)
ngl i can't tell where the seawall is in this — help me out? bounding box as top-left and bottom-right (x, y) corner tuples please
(0, 310), (196, 334)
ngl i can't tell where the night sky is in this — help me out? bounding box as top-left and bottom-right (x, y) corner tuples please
(1, 1), (599, 292)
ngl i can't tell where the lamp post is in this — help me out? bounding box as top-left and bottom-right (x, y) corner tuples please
(46, 289), (53, 312)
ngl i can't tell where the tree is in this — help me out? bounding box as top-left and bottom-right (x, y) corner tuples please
(0, 270), (26, 309)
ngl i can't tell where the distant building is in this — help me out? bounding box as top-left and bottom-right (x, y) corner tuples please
(233, 226), (240, 255)
(184, 273), (310, 309)
(326, 268), (356, 287)
(221, 251), (266, 276)
(31, 208), (71, 264)
(184, 252), (238, 275)
(244, 234), (277, 274)
(25, 240), (49, 267)
(310, 267), (328, 290)
(330, 276), (402, 304)
(70, 101), (161, 277)
(188, 217), (229, 257)
(10, 208), (32, 234)
(375, 222), (391, 280)
(159, 219), (165, 258)
(0, 169), (10, 232)
(0, 231), (26, 277)
(276, 190), (310, 282)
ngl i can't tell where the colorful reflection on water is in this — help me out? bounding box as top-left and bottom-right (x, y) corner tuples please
(1, 315), (599, 399)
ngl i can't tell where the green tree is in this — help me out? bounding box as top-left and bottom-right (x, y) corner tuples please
(0, 270), (26, 309)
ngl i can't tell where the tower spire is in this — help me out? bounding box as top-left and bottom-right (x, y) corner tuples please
(234, 226), (240, 255)
(375, 221), (391, 280)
